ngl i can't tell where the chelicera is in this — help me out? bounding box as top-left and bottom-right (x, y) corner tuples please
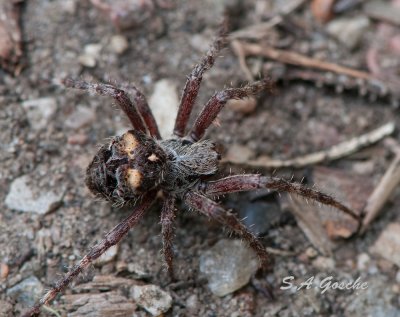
(23, 22), (359, 316)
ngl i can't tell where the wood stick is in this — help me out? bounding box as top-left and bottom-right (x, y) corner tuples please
(236, 41), (373, 80)
(361, 151), (400, 233)
(224, 122), (395, 168)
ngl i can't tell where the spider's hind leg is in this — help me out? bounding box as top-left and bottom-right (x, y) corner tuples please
(184, 191), (272, 270)
(201, 174), (361, 230)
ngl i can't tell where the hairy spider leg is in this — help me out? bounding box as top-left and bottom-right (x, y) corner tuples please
(160, 195), (177, 278)
(173, 21), (228, 137)
(185, 191), (271, 269)
(119, 82), (161, 139)
(21, 192), (156, 317)
(201, 174), (361, 225)
(188, 79), (273, 142)
(63, 78), (152, 135)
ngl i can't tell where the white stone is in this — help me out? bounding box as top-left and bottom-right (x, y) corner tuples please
(79, 43), (102, 67)
(6, 276), (44, 306)
(199, 239), (259, 296)
(326, 16), (370, 50)
(6, 175), (63, 214)
(95, 244), (119, 265)
(149, 79), (179, 138)
(22, 97), (57, 130)
(357, 253), (371, 271)
(110, 35), (129, 54)
(65, 105), (96, 130)
(130, 284), (172, 316)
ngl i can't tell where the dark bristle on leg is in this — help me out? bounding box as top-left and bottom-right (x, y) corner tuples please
(173, 19), (229, 137)
(160, 195), (177, 278)
(62, 78), (148, 134)
(21, 192), (156, 317)
(200, 174), (361, 230)
(188, 79), (274, 142)
(185, 192), (272, 270)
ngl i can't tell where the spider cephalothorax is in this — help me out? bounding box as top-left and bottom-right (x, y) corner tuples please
(23, 20), (360, 317)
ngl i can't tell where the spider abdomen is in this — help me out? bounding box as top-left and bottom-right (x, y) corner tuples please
(86, 130), (168, 204)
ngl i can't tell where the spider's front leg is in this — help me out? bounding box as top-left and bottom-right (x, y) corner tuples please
(21, 192), (156, 317)
(63, 78), (160, 138)
(201, 174), (360, 226)
(184, 191), (271, 269)
(173, 20), (228, 137)
(188, 79), (273, 142)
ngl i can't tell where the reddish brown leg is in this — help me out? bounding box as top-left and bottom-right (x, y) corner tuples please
(63, 78), (147, 134)
(185, 191), (271, 269)
(120, 82), (161, 139)
(188, 79), (273, 142)
(22, 192), (156, 317)
(173, 22), (228, 137)
(160, 195), (176, 278)
(201, 174), (360, 222)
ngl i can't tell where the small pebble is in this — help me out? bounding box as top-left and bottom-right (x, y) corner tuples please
(79, 43), (102, 67)
(370, 222), (400, 267)
(199, 239), (259, 296)
(95, 244), (119, 265)
(61, 0), (77, 14)
(6, 276), (44, 306)
(312, 256), (335, 270)
(5, 175), (63, 214)
(185, 294), (199, 313)
(110, 35), (129, 54)
(326, 16), (370, 50)
(127, 262), (151, 279)
(65, 105), (96, 130)
(0, 263), (9, 279)
(305, 247), (318, 259)
(22, 97), (57, 130)
(130, 284), (172, 316)
(68, 133), (89, 145)
(357, 253), (371, 271)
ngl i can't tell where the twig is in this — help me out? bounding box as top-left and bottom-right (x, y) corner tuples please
(224, 122), (395, 168)
(229, 0), (306, 40)
(361, 141), (400, 233)
(234, 41), (373, 80)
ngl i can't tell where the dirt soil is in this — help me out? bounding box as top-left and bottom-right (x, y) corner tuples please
(1, 1), (400, 316)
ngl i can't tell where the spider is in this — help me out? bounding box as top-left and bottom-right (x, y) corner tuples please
(23, 22), (360, 316)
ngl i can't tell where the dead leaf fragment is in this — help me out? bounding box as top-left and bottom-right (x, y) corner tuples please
(311, 0), (335, 23)
(0, 0), (24, 74)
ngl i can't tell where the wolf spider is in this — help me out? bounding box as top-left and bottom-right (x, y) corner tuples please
(23, 23), (360, 316)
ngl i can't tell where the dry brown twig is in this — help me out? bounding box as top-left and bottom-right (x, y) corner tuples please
(229, 0), (306, 40)
(224, 122), (395, 169)
(231, 40), (374, 81)
(361, 138), (400, 233)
